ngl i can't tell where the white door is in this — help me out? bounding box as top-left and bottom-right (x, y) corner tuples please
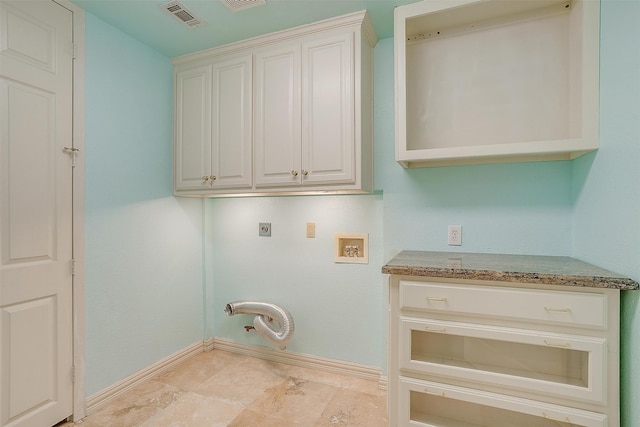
(254, 44), (301, 188)
(0, 1), (74, 426)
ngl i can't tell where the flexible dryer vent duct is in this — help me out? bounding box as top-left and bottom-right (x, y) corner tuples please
(224, 301), (294, 350)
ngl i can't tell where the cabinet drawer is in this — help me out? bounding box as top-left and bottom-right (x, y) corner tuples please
(399, 377), (607, 427)
(400, 317), (606, 404)
(399, 281), (607, 329)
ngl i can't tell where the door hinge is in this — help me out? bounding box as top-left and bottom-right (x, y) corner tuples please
(72, 365), (76, 384)
(71, 259), (76, 276)
(72, 43), (77, 59)
(64, 146), (79, 167)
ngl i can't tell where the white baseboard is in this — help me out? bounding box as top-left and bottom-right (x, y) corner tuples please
(379, 375), (388, 391)
(207, 337), (385, 389)
(86, 341), (204, 414)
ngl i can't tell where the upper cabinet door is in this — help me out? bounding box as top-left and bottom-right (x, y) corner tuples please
(211, 54), (253, 190)
(301, 32), (355, 186)
(254, 44), (302, 188)
(173, 10), (376, 196)
(175, 64), (212, 191)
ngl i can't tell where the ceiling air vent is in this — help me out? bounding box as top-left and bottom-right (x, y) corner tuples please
(161, 1), (207, 28)
(220, 0), (266, 12)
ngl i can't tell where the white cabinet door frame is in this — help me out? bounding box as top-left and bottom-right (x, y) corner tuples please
(254, 44), (301, 188)
(174, 64), (212, 191)
(301, 32), (355, 186)
(211, 54), (253, 190)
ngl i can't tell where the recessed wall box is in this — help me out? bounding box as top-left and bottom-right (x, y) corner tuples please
(335, 233), (368, 264)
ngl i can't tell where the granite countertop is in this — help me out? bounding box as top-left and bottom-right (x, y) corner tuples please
(382, 251), (639, 290)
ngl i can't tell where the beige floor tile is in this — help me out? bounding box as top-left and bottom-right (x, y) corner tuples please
(155, 350), (243, 391)
(315, 388), (389, 426)
(139, 391), (243, 427)
(193, 358), (289, 407)
(86, 380), (182, 427)
(59, 421), (101, 427)
(339, 375), (386, 397)
(227, 409), (300, 427)
(76, 350), (389, 427)
(282, 365), (384, 396)
(248, 377), (337, 424)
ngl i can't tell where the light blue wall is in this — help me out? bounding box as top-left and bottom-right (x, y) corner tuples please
(206, 194), (385, 367)
(84, 14), (203, 396)
(572, 1), (640, 425)
(82, 3), (640, 424)
(373, 40), (574, 260)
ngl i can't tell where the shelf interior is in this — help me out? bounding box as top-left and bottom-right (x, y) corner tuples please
(410, 391), (576, 427)
(403, 0), (584, 152)
(410, 330), (588, 388)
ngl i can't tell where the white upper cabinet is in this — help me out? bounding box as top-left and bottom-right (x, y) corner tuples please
(173, 11), (377, 196)
(394, 0), (600, 168)
(174, 54), (252, 192)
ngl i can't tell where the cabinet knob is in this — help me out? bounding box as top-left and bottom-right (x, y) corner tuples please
(302, 170), (309, 176)
(202, 176), (210, 182)
(291, 170), (299, 177)
(210, 175), (217, 181)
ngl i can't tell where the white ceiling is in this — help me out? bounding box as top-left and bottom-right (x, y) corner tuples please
(71, 0), (419, 58)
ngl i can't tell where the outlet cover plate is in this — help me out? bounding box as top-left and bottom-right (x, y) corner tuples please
(259, 222), (271, 237)
(448, 225), (462, 246)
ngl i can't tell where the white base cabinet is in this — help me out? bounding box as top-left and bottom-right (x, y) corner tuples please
(388, 277), (620, 427)
(174, 11), (376, 197)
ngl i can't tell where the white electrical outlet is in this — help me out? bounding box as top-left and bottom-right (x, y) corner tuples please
(448, 225), (462, 246)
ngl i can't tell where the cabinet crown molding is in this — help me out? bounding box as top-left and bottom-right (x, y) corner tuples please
(173, 10), (376, 64)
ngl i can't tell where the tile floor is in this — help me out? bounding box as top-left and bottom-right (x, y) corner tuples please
(63, 349), (388, 426)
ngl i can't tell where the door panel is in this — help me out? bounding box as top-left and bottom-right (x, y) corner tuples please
(174, 65), (212, 191)
(0, 1), (74, 426)
(211, 54), (253, 189)
(301, 33), (355, 185)
(3, 297), (57, 419)
(254, 44), (301, 187)
(3, 82), (56, 265)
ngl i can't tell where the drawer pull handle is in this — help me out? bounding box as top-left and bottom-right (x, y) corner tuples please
(542, 412), (571, 423)
(426, 297), (448, 302)
(544, 306), (572, 313)
(424, 389), (446, 397)
(425, 327), (447, 333)
(544, 340), (571, 348)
